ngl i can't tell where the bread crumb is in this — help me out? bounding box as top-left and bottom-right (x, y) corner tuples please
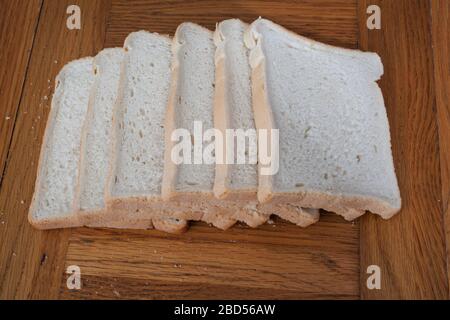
(5, 116), (10, 120)
(113, 289), (120, 297)
(267, 219), (274, 225)
(20, 200), (25, 204)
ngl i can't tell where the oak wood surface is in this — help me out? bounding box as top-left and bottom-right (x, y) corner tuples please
(431, 0), (450, 294)
(61, 215), (359, 299)
(0, 0), (110, 299)
(0, 0), (42, 184)
(0, 0), (448, 299)
(104, 0), (358, 48)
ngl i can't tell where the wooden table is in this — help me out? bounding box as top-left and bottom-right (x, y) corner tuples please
(0, 0), (448, 299)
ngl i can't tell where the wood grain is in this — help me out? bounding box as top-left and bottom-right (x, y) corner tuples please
(0, 0), (42, 185)
(104, 0), (358, 48)
(62, 215), (359, 299)
(0, 0), (111, 299)
(431, 0), (450, 295)
(61, 275), (355, 300)
(358, 0), (448, 299)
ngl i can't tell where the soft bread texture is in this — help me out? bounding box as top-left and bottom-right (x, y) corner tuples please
(78, 48), (124, 224)
(162, 23), (216, 197)
(213, 19), (269, 227)
(161, 22), (236, 229)
(76, 48), (159, 230)
(244, 18), (401, 220)
(105, 31), (188, 233)
(214, 19), (258, 196)
(29, 58), (94, 229)
(214, 19), (317, 227)
(109, 31), (171, 199)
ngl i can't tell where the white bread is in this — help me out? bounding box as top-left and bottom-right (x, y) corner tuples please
(212, 19), (269, 227)
(77, 48), (124, 224)
(29, 58), (94, 229)
(244, 18), (401, 220)
(105, 31), (188, 233)
(214, 19), (318, 227)
(73, 48), (157, 230)
(29, 20), (401, 233)
(161, 22), (235, 229)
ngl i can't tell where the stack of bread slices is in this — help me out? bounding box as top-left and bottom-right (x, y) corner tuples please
(29, 18), (401, 233)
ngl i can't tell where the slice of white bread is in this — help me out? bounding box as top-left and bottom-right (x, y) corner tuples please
(212, 19), (269, 227)
(244, 18), (401, 220)
(78, 48), (153, 230)
(105, 31), (188, 233)
(77, 48), (124, 224)
(161, 22), (235, 229)
(29, 58), (95, 229)
(214, 19), (318, 227)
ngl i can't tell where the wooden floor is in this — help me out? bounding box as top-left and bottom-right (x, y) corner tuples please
(0, 0), (448, 299)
